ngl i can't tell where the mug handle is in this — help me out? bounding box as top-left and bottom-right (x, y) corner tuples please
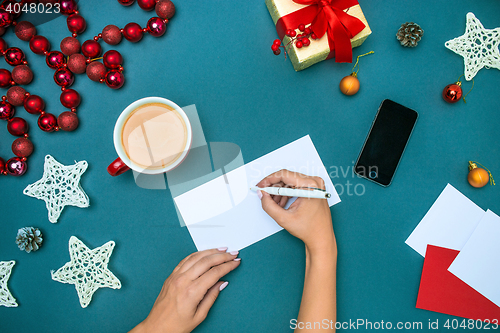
(107, 157), (130, 176)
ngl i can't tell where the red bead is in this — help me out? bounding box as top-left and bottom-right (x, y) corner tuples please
(138, 0), (156, 11)
(296, 41), (303, 48)
(6, 157), (27, 176)
(60, 37), (80, 56)
(0, 101), (14, 119)
(105, 70), (125, 89)
(67, 14), (86, 34)
(7, 117), (29, 136)
(0, 68), (12, 88)
(4, 47), (24, 66)
(103, 50), (123, 69)
(15, 21), (37, 41)
(29, 36), (51, 55)
(147, 17), (167, 37)
(0, 9), (13, 28)
(155, 0), (176, 19)
(6, 86), (27, 106)
(102, 25), (122, 45)
(38, 113), (58, 132)
(57, 111), (79, 131)
(298, 24), (306, 32)
(60, 0), (78, 15)
(46, 51), (66, 69)
(86, 61), (106, 82)
(0, 37), (8, 54)
(12, 65), (33, 85)
(24, 95), (45, 114)
(118, 0), (135, 6)
(0, 157), (5, 173)
(81, 40), (102, 58)
(54, 68), (74, 87)
(67, 53), (87, 74)
(12, 137), (34, 157)
(123, 23), (143, 42)
(60, 89), (81, 108)
(442, 83), (463, 103)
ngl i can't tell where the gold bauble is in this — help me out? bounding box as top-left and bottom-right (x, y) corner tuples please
(468, 161), (490, 188)
(339, 73), (360, 96)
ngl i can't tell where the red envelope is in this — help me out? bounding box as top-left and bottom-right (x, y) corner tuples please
(416, 245), (500, 321)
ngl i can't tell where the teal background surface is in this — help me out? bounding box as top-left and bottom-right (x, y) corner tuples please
(1, 0), (500, 332)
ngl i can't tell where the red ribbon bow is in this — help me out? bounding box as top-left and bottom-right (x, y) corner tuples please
(275, 0), (366, 63)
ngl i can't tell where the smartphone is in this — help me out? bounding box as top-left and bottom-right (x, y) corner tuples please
(354, 99), (418, 187)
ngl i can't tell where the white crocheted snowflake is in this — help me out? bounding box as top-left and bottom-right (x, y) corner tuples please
(445, 12), (500, 80)
(0, 261), (18, 307)
(23, 155), (89, 223)
(51, 236), (121, 308)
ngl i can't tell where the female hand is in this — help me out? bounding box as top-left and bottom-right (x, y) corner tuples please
(130, 248), (241, 333)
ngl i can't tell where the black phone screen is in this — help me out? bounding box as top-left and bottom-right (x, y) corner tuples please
(355, 99), (418, 186)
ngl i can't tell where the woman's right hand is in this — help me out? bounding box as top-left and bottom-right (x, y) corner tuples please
(256, 169), (336, 255)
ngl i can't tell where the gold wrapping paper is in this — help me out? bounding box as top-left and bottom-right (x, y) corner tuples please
(266, 0), (372, 71)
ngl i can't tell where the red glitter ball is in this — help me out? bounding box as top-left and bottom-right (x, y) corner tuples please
(12, 137), (34, 157)
(68, 53), (87, 74)
(86, 61), (106, 82)
(12, 65), (33, 85)
(58, 111), (79, 131)
(7, 117), (29, 136)
(6, 86), (27, 106)
(60, 36), (81, 56)
(102, 25), (122, 45)
(155, 0), (176, 19)
(14, 21), (37, 41)
(123, 23), (143, 42)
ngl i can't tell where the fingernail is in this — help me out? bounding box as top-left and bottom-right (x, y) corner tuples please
(257, 190), (263, 200)
(234, 258), (241, 261)
(229, 251), (239, 256)
(217, 247), (228, 252)
(219, 281), (229, 291)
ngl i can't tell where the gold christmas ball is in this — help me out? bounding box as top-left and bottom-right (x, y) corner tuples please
(468, 162), (490, 188)
(339, 74), (360, 96)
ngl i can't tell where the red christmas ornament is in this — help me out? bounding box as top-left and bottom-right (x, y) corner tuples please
(123, 23), (143, 42)
(0, 9), (13, 28)
(156, 0), (176, 19)
(38, 113), (58, 132)
(67, 14), (86, 34)
(105, 70), (125, 89)
(12, 65), (33, 85)
(60, 89), (81, 108)
(7, 117), (29, 136)
(138, 0), (156, 11)
(86, 61), (106, 82)
(6, 157), (27, 176)
(102, 25), (122, 45)
(46, 51), (66, 69)
(0, 100), (15, 119)
(60, 36), (81, 56)
(29, 35), (51, 55)
(147, 17), (167, 37)
(60, 0), (78, 15)
(24, 95), (45, 114)
(4, 47), (25, 66)
(58, 111), (79, 131)
(14, 21), (37, 41)
(0, 157), (5, 174)
(0, 37), (8, 54)
(12, 137), (34, 157)
(442, 82), (463, 103)
(6, 86), (27, 106)
(67, 53), (87, 74)
(118, 0), (135, 6)
(0, 68), (12, 88)
(54, 68), (74, 87)
(81, 40), (102, 58)
(103, 50), (123, 69)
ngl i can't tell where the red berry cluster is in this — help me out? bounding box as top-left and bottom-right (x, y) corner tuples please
(271, 23), (318, 57)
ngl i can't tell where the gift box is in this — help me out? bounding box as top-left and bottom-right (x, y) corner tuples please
(266, 0), (372, 71)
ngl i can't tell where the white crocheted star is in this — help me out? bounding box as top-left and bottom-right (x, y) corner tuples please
(445, 12), (500, 80)
(0, 261), (18, 307)
(23, 155), (89, 223)
(51, 236), (121, 308)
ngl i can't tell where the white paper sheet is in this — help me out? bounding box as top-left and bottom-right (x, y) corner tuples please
(405, 184), (485, 257)
(174, 135), (341, 251)
(448, 210), (500, 307)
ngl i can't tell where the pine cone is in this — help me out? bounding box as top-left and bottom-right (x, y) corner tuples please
(16, 227), (43, 253)
(396, 22), (424, 47)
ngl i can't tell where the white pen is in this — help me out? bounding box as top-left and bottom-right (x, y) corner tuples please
(250, 186), (331, 199)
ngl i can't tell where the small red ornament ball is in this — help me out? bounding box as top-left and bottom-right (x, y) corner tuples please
(38, 113), (58, 132)
(12, 137), (33, 157)
(6, 86), (27, 106)
(24, 95), (45, 114)
(4, 47), (25, 66)
(82, 40), (102, 58)
(60, 89), (81, 108)
(156, 0), (176, 19)
(0, 100), (15, 119)
(67, 14), (86, 34)
(118, 0), (135, 6)
(442, 83), (463, 103)
(46, 51), (66, 69)
(12, 65), (33, 85)
(60, 36), (80, 56)
(123, 23), (143, 42)
(67, 53), (87, 74)
(102, 25), (122, 45)
(0, 9), (13, 28)
(138, 0), (156, 11)
(60, 0), (78, 15)
(29, 35), (51, 55)
(6, 157), (27, 176)
(58, 111), (79, 131)
(0, 37), (8, 54)
(86, 61), (106, 82)
(105, 70), (125, 89)
(14, 21), (37, 41)
(103, 50), (123, 69)
(0, 157), (5, 174)
(7, 117), (28, 136)
(0, 68), (12, 88)
(147, 17), (167, 37)
(54, 68), (74, 87)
